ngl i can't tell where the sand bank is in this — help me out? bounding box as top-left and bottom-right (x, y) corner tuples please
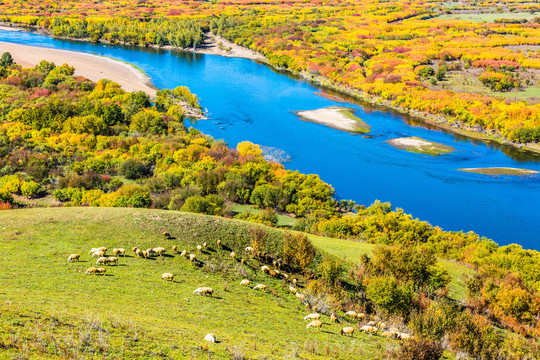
(295, 107), (370, 133)
(387, 137), (455, 155)
(0, 41), (157, 96)
(459, 167), (539, 176)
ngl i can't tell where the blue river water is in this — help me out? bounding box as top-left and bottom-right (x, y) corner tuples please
(0, 30), (538, 249)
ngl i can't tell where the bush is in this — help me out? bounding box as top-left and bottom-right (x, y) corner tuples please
(283, 232), (316, 271)
(181, 194), (224, 215)
(119, 159), (151, 180)
(20, 180), (41, 198)
(417, 66), (435, 78)
(410, 299), (460, 340)
(394, 339), (444, 360)
(0, 175), (22, 194)
(365, 276), (415, 316)
(0, 52), (13, 68)
(0, 189), (14, 204)
(318, 257), (343, 284)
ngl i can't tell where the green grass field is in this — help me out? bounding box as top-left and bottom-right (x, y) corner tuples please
(0, 207), (464, 359)
(436, 12), (538, 22)
(231, 204), (297, 228)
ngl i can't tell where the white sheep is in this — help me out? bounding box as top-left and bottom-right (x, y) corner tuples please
(345, 311), (357, 319)
(304, 313), (321, 320)
(341, 327), (355, 337)
(85, 267), (97, 275)
(398, 333), (412, 341)
(240, 279), (251, 286)
(189, 254), (196, 262)
(132, 247), (138, 253)
(367, 321), (377, 327)
(181, 250), (187, 257)
(172, 245), (177, 252)
(245, 246), (254, 252)
(96, 268), (106, 275)
(92, 250), (105, 258)
(295, 293), (305, 301)
(360, 325), (378, 335)
(153, 247), (166, 256)
(135, 248), (142, 257)
(331, 313), (338, 323)
(162, 273), (174, 281)
(306, 320), (322, 331)
(88, 248), (98, 255)
(253, 284), (267, 291)
(96, 257), (108, 265)
(107, 257), (118, 265)
(162, 231), (170, 238)
(357, 313), (366, 321)
(196, 245), (202, 253)
(230, 252), (236, 259)
(193, 287), (213, 296)
(97, 247), (107, 253)
(204, 333), (216, 343)
(260, 265), (270, 273)
(289, 286), (298, 294)
(203, 242), (207, 249)
(113, 248), (126, 257)
(67, 254), (80, 263)
(216, 239), (221, 247)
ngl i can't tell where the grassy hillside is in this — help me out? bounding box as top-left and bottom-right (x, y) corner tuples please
(0, 207), (439, 360)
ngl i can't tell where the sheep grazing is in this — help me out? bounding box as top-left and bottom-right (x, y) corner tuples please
(162, 273), (174, 281)
(241, 258), (245, 265)
(67, 254), (80, 263)
(189, 254), (196, 262)
(397, 333), (412, 341)
(260, 265), (270, 273)
(331, 313), (338, 323)
(345, 311), (357, 319)
(132, 247), (138, 253)
(357, 313), (366, 321)
(96, 257), (108, 265)
(162, 231), (170, 238)
(92, 250), (105, 258)
(85, 267), (97, 275)
(196, 245), (202, 253)
(97, 247), (107, 253)
(203, 242), (207, 249)
(193, 287), (213, 296)
(304, 313), (321, 321)
(282, 273), (289, 280)
(367, 321), (377, 327)
(377, 322), (386, 330)
(204, 333), (216, 343)
(295, 293), (305, 301)
(269, 269), (277, 277)
(292, 278), (297, 285)
(360, 325), (378, 335)
(381, 331), (393, 338)
(172, 245), (177, 252)
(146, 248), (155, 257)
(306, 320), (322, 331)
(107, 257), (118, 266)
(89, 248), (98, 255)
(134, 248), (141, 257)
(289, 286), (298, 294)
(341, 327), (355, 337)
(96, 268), (106, 275)
(153, 247), (166, 256)
(216, 239), (221, 247)
(181, 250), (187, 257)
(113, 248), (125, 257)
(142, 250), (148, 258)
(240, 279), (251, 286)
(245, 246), (253, 253)
(253, 284), (267, 291)
(230, 252), (236, 260)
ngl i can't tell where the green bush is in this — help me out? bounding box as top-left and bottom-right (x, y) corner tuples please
(119, 159), (151, 180)
(181, 194), (225, 215)
(365, 276), (414, 316)
(0, 189), (14, 204)
(318, 257), (343, 284)
(21, 180), (41, 198)
(283, 232), (316, 271)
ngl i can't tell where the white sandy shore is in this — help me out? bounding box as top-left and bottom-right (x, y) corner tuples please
(0, 42), (157, 96)
(388, 137), (431, 148)
(184, 33), (266, 62)
(296, 107), (367, 132)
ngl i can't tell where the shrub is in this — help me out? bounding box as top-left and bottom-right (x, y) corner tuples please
(394, 339), (444, 360)
(249, 226), (268, 254)
(0, 175), (22, 194)
(0, 189), (14, 204)
(0, 52), (13, 68)
(119, 159), (151, 180)
(365, 276), (414, 316)
(410, 299), (460, 340)
(283, 232), (316, 271)
(417, 66), (435, 78)
(181, 194), (224, 215)
(318, 257), (343, 284)
(20, 180), (41, 198)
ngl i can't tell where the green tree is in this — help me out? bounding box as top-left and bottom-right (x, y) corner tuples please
(283, 232), (316, 271)
(366, 276), (415, 316)
(0, 52), (13, 67)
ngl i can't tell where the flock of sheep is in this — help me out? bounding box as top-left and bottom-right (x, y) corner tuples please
(66, 232), (413, 342)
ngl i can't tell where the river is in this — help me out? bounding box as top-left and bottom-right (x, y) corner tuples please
(0, 29), (538, 249)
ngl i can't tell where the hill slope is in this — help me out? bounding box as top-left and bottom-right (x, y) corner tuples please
(0, 207), (422, 360)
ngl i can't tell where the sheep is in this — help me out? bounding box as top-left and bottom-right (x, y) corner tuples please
(196, 245), (202, 253)
(241, 258), (245, 265)
(289, 286), (298, 294)
(142, 250), (148, 258)
(269, 269), (277, 277)
(367, 321), (377, 327)
(292, 278), (297, 285)
(216, 239), (221, 247)
(282, 273), (289, 280)
(181, 250), (187, 257)
(92, 250), (105, 258)
(203, 242), (207, 249)
(260, 265), (270, 273)
(240, 279), (251, 286)
(97, 247), (107, 253)
(107, 257), (118, 266)
(312, 305), (317, 312)
(135, 249), (142, 257)
(341, 327), (355, 337)
(397, 333), (412, 341)
(189, 254), (196, 262)
(304, 313), (320, 321)
(117, 248), (126, 257)
(162, 273), (174, 281)
(193, 287), (213, 296)
(360, 325), (378, 335)
(306, 320), (322, 331)
(295, 293), (305, 301)
(96, 268), (106, 275)
(345, 311), (357, 319)
(377, 322), (386, 330)
(153, 247), (166, 256)
(331, 313), (338, 323)
(381, 331), (394, 338)
(132, 247), (138, 253)
(230, 252), (236, 260)
(253, 284), (267, 291)
(113, 248), (125, 257)
(67, 254), (80, 263)
(89, 248), (98, 255)
(204, 333), (216, 343)
(146, 248), (156, 257)
(357, 313), (366, 321)
(85, 267), (97, 275)
(162, 231), (170, 238)
(96, 257), (108, 265)
(172, 245), (177, 252)
(245, 246), (254, 253)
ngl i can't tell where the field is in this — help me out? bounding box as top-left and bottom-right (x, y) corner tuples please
(0, 207), (464, 359)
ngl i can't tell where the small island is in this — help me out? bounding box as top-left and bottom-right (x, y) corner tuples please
(387, 136), (455, 155)
(459, 167), (539, 176)
(295, 107), (370, 133)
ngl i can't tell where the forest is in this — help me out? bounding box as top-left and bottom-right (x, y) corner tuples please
(0, 0), (540, 144)
(0, 56), (539, 358)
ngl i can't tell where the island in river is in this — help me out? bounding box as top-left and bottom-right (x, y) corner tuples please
(387, 137), (455, 155)
(295, 107), (370, 133)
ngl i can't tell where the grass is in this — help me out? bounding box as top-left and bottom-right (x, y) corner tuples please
(337, 108), (371, 134)
(458, 167), (539, 176)
(231, 204), (298, 228)
(436, 12), (538, 22)
(0, 207), (400, 360)
(387, 136), (455, 155)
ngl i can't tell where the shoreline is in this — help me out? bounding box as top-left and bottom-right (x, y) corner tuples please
(0, 22), (538, 154)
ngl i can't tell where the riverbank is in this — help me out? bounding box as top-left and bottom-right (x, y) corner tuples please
(0, 41), (157, 96)
(0, 22), (538, 154)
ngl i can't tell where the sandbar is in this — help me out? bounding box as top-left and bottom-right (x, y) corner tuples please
(295, 107), (370, 133)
